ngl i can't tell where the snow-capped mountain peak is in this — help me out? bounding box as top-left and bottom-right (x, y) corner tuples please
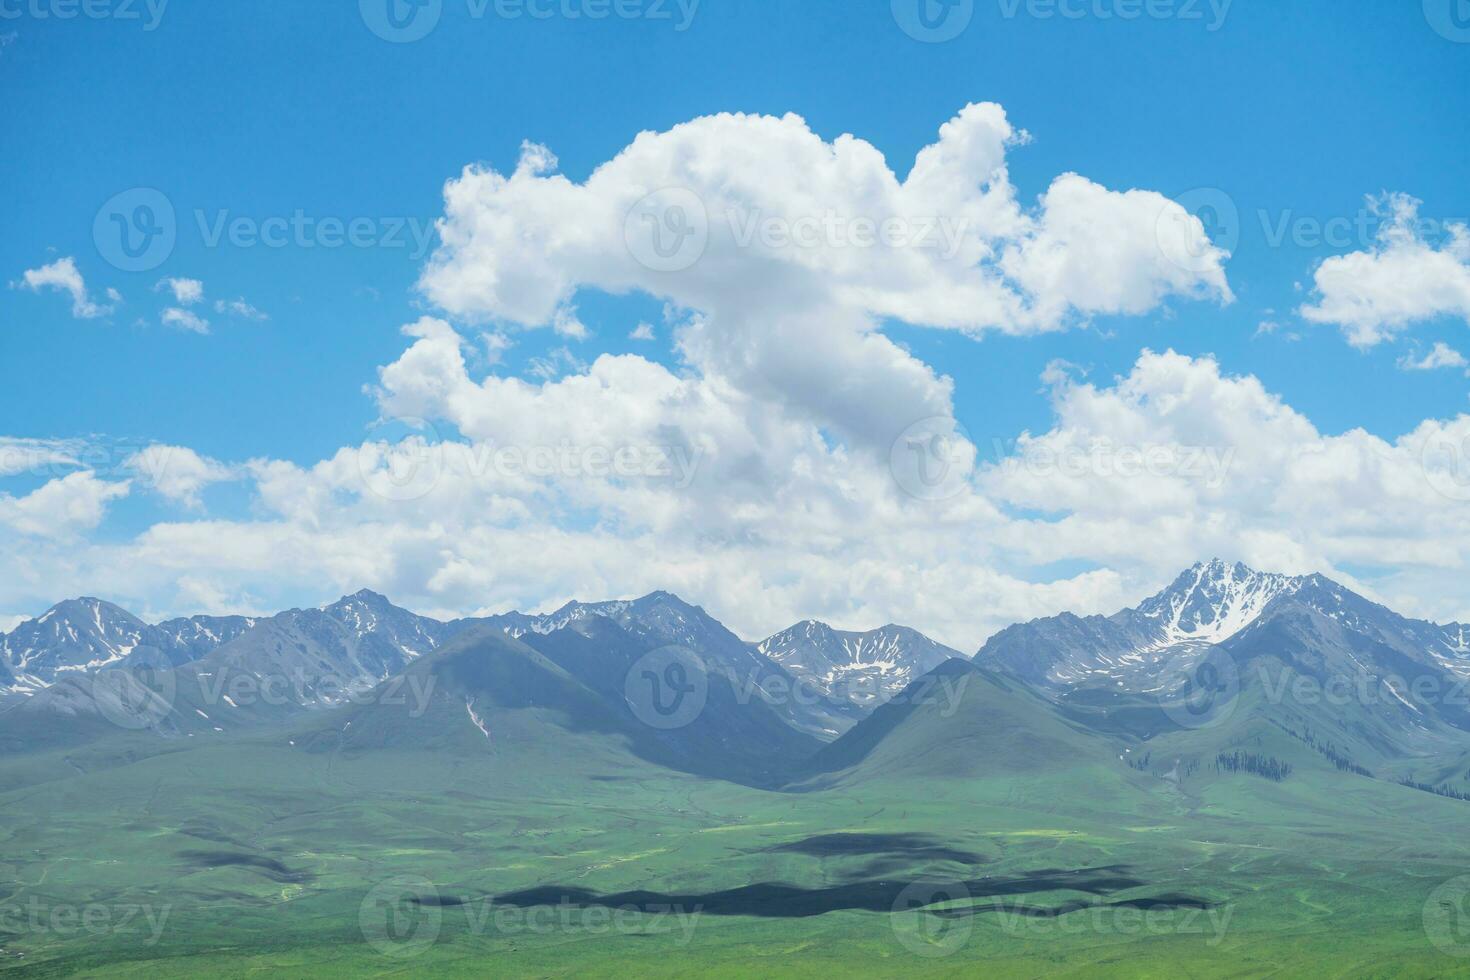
(484, 592), (709, 647)
(320, 590), (445, 660)
(981, 559), (1470, 692)
(1137, 559), (1302, 647)
(0, 597), (272, 698)
(755, 620), (961, 702)
(0, 598), (150, 693)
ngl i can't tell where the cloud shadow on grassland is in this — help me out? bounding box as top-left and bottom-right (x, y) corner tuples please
(493, 865), (1217, 919)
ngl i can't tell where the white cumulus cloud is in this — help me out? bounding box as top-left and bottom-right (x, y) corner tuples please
(124, 445), (237, 508)
(0, 472), (130, 539)
(161, 307), (210, 334)
(1301, 194), (1470, 347)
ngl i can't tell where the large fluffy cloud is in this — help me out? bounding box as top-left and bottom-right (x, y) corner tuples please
(1300, 194), (1470, 348)
(418, 104), (1229, 453)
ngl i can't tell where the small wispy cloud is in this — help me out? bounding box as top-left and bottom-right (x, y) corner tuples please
(552, 304), (589, 340)
(1254, 318), (1299, 342)
(527, 347), (587, 381)
(13, 257), (118, 319)
(214, 297), (268, 320)
(155, 277), (204, 306)
(629, 322), (655, 341)
(1398, 341), (1469, 374)
(161, 307), (210, 334)
(482, 331), (512, 366)
(0, 437), (82, 478)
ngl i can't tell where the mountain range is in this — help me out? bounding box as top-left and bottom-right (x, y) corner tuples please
(4, 559), (1470, 798)
(0, 597), (257, 695)
(980, 559), (1470, 691)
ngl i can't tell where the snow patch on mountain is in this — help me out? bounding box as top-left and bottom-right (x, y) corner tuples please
(755, 620), (961, 704)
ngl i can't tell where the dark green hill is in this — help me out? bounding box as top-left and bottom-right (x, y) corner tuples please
(794, 659), (1124, 789)
(290, 622), (822, 788)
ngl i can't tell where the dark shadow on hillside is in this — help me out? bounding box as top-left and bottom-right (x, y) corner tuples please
(942, 892), (1217, 918)
(179, 850), (313, 884)
(761, 832), (988, 865)
(491, 865), (1217, 919)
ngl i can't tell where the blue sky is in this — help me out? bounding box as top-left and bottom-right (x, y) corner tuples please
(1, 0), (1468, 641)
